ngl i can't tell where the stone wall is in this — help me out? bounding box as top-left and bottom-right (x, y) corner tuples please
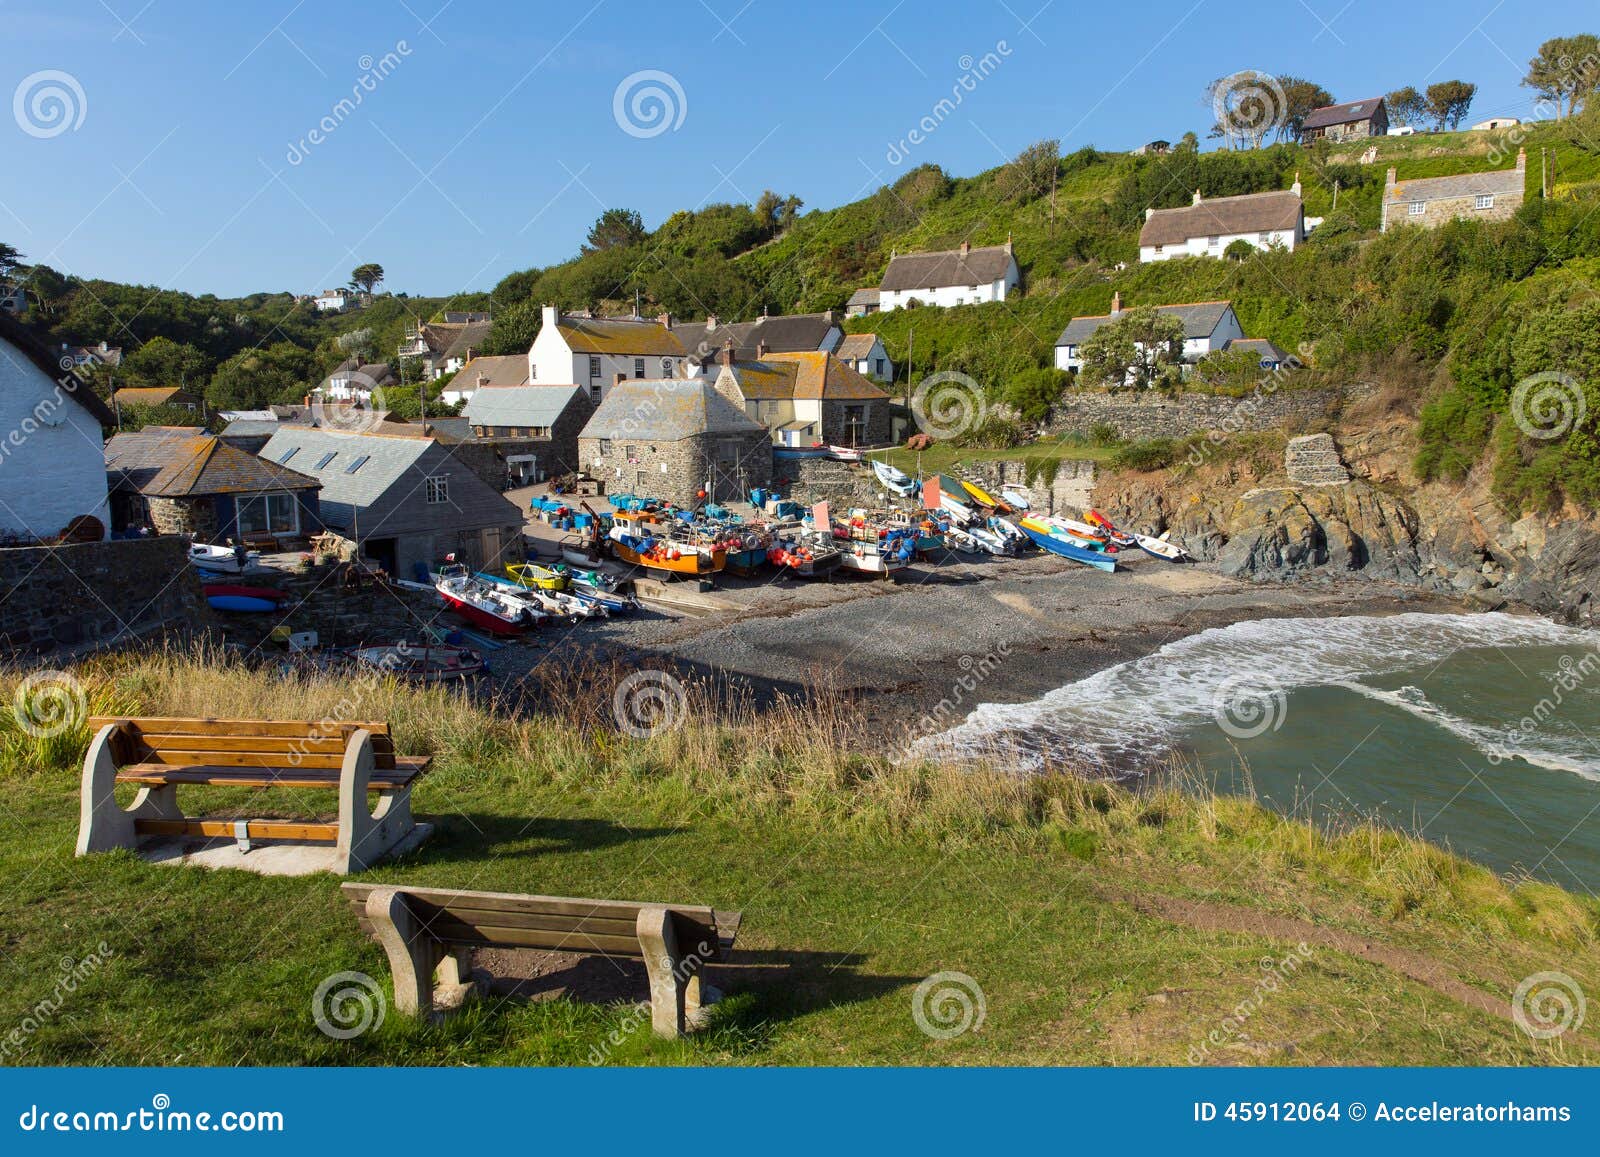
(580, 431), (773, 507)
(1048, 386), (1342, 443)
(776, 455), (1097, 516)
(0, 536), (208, 654)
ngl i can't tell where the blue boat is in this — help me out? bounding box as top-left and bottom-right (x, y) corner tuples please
(206, 594), (281, 613)
(1019, 524), (1118, 572)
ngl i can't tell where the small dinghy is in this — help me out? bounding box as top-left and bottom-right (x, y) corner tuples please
(999, 486), (1031, 511)
(504, 561), (570, 590)
(201, 583), (288, 603)
(1086, 508), (1190, 562)
(205, 593), (281, 613)
(871, 458), (918, 497)
(188, 543), (259, 573)
(1018, 518), (1118, 572)
(350, 642), (487, 682)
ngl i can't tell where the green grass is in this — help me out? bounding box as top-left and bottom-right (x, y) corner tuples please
(3, 651), (1598, 1067)
(872, 439), (1117, 478)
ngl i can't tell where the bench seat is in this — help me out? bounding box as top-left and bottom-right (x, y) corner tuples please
(115, 756), (430, 791)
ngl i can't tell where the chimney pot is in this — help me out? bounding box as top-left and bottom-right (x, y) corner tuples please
(718, 338), (736, 367)
(656, 312), (674, 328)
(1145, 207), (1155, 220)
(705, 315), (719, 330)
(1111, 291), (1122, 316)
(959, 239), (971, 257)
(1192, 188), (1203, 205)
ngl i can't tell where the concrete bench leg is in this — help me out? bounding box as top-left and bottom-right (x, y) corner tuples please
(336, 730), (417, 874)
(364, 887), (436, 1016)
(76, 724), (183, 856)
(638, 907), (708, 1039)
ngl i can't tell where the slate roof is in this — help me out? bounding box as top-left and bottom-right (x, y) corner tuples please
(1140, 190), (1303, 247)
(454, 354), (529, 389)
(845, 288), (880, 308)
(1384, 164), (1526, 205)
(1224, 337), (1291, 363)
(718, 360), (799, 401)
(441, 311), (490, 324)
(1302, 98), (1386, 131)
(464, 385), (584, 428)
(1056, 301), (1237, 346)
(221, 418), (282, 439)
(879, 243), (1014, 292)
(672, 313), (840, 363)
(440, 320), (492, 360)
(106, 429), (320, 498)
(833, 333), (881, 360)
(579, 379), (765, 441)
(0, 313), (115, 425)
(555, 315), (686, 356)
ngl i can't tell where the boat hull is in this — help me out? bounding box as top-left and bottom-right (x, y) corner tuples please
(1019, 525), (1118, 571)
(206, 594), (279, 613)
(440, 593), (531, 635)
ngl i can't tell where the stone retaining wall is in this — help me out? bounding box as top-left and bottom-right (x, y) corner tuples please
(0, 536), (208, 654)
(777, 455), (1097, 516)
(1048, 386), (1342, 443)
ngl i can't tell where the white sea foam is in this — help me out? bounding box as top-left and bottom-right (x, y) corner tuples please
(910, 612), (1596, 775)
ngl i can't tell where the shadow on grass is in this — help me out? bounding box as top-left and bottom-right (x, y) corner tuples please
(416, 814), (680, 864)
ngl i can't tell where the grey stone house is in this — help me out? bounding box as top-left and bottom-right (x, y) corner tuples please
(706, 347), (894, 448)
(1299, 97), (1388, 143)
(258, 425), (524, 579)
(577, 376), (772, 506)
(462, 384), (593, 485)
(1381, 151), (1527, 232)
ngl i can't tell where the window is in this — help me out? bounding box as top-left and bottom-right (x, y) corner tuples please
(1475, 194), (1495, 210)
(661, 357), (674, 377)
(599, 439), (613, 455)
(345, 455), (370, 474)
(1409, 201), (1426, 216)
(1207, 235), (1220, 249)
(633, 357), (645, 378)
(425, 475), (450, 504)
(278, 447), (299, 464)
(874, 358), (885, 376)
(314, 452), (336, 469)
(528, 363), (536, 379)
(588, 355), (601, 378)
(590, 383), (603, 403)
(1153, 245), (1164, 255)
(1258, 233), (1271, 244)
(236, 493), (298, 536)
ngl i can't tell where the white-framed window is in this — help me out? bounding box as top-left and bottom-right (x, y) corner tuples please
(1207, 235), (1220, 249)
(425, 475), (449, 504)
(1409, 201), (1426, 216)
(599, 439), (612, 455)
(1258, 233), (1271, 244)
(236, 493), (299, 536)
(1475, 194), (1495, 210)
(588, 355), (601, 378)
(633, 357), (645, 378)
(1153, 244), (1164, 255)
(590, 383), (603, 403)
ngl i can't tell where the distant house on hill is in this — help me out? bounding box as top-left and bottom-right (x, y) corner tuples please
(527, 306), (689, 403)
(1139, 181), (1305, 262)
(312, 289), (350, 312)
(60, 341), (122, 368)
(577, 374), (773, 506)
(1381, 151), (1527, 232)
(670, 311), (842, 370)
(397, 318), (493, 380)
(704, 344), (893, 448)
(844, 288), (880, 318)
(1472, 117), (1520, 131)
(322, 359), (397, 402)
(0, 313), (113, 541)
(1299, 97), (1388, 144)
(105, 427), (322, 543)
(833, 333), (893, 382)
(462, 383), (593, 486)
(0, 283), (26, 314)
(258, 424), (524, 577)
(875, 239), (1019, 311)
(112, 386), (201, 413)
(1054, 295), (1245, 374)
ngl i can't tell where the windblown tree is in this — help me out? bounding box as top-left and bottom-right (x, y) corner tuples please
(582, 208), (645, 254)
(1277, 77), (1335, 141)
(1425, 80), (1478, 131)
(1523, 34), (1600, 118)
(1076, 307), (1186, 391)
(349, 262), (385, 295)
(1003, 138), (1061, 201)
(1385, 86), (1427, 128)
(0, 242), (22, 281)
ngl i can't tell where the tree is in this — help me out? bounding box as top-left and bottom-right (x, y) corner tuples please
(1176, 131), (1199, 153)
(1278, 77), (1335, 141)
(1523, 35), (1600, 118)
(1003, 139), (1060, 201)
(582, 208), (645, 254)
(1425, 80), (1477, 131)
(349, 263), (384, 295)
(119, 336), (209, 390)
(0, 242), (22, 280)
(1002, 366), (1068, 422)
(754, 190), (782, 234)
(1223, 238), (1257, 262)
(1385, 86), (1427, 128)
(777, 194), (803, 230)
(1075, 307), (1186, 391)
(206, 342), (317, 410)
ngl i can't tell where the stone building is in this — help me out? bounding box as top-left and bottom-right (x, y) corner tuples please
(1381, 151), (1527, 232)
(1299, 97), (1388, 143)
(577, 375), (772, 506)
(105, 427), (323, 542)
(704, 346), (894, 448)
(462, 383), (594, 485)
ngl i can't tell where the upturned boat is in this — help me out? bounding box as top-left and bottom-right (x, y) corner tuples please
(871, 459), (918, 497)
(505, 561), (570, 590)
(349, 641), (487, 682)
(1018, 519), (1118, 572)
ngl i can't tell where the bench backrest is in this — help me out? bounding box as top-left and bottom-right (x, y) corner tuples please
(87, 716), (401, 770)
(341, 883), (734, 962)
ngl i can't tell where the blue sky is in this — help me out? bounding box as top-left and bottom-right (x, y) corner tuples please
(0, 0), (1589, 297)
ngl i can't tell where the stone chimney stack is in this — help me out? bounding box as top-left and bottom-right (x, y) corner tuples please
(1385, 166), (1397, 187)
(540, 304), (559, 331)
(614, 372), (628, 387)
(1291, 170), (1302, 197)
(718, 338), (736, 367)
(1145, 207), (1155, 220)
(1004, 233), (1013, 253)
(756, 339), (769, 358)
(1110, 291), (1122, 316)
(656, 313), (674, 329)
(959, 239), (971, 257)
(705, 315), (719, 331)
(1192, 188), (1203, 205)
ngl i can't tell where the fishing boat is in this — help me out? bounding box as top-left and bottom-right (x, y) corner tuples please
(504, 561), (570, 591)
(1086, 508), (1190, 561)
(1018, 519), (1118, 572)
(711, 524), (773, 576)
(188, 542), (259, 573)
(349, 641), (487, 682)
(607, 525), (726, 577)
(882, 509), (948, 556)
(960, 478), (1005, 510)
(560, 533), (605, 567)
(871, 458), (918, 497)
(435, 565), (540, 634)
(201, 583), (288, 603)
(768, 532), (843, 579)
(476, 571), (603, 623)
(834, 524), (916, 578)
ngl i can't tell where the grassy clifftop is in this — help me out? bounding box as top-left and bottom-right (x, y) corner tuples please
(2, 651), (1597, 1066)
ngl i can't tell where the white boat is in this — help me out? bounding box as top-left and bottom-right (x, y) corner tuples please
(823, 445), (865, 462)
(1132, 530), (1191, 563)
(999, 487), (1031, 510)
(188, 543), (259, 573)
(984, 516), (1029, 556)
(938, 493), (979, 526)
(476, 571), (607, 622)
(836, 536), (914, 578)
(870, 459), (918, 497)
(435, 566), (541, 634)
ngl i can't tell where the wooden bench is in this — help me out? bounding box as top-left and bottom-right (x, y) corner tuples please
(341, 882), (742, 1038)
(77, 717), (432, 874)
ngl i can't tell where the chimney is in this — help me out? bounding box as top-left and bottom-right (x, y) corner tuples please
(540, 304), (559, 330)
(656, 312), (674, 328)
(1291, 171), (1302, 197)
(614, 372), (628, 387)
(1110, 291), (1122, 316)
(705, 315), (719, 331)
(718, 338), (736, 367)
(959, 239), (971, 257)
(1385, 166), (1397, 186)
(477, 373), (489, 388)
(1192, 188), (1203, 205)
(1145, 207), (1155, 221)
(756, 339), (769, 358)
(822, 309), (836, 325)
(1004, 233), (1013, 253)
(1516, 148), (1527, 171)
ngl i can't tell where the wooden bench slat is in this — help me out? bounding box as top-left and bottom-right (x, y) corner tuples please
(125, 734), (394, 755)
(88, 717), (393, 738)
(355, 916), (648, 956)
(116, 758), (428, 790)
(135, 818), (339, 842)
(341, 883), (703, 922)
(362, 907), (643, 938)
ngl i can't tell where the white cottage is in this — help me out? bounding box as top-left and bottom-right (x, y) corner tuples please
(0, 314), (113, 540)
(527, 306), (690, 403)
(876, 239), (1019, 311)
(833, 333), (893, 382)
(1139, 182), (1305, 263)
(1054, 296), (1244, 374)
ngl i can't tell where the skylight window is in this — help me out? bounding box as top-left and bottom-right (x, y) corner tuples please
(315, 452), (336, 469)
(345, 455), (370, 474)
(278, 447), (298, 464)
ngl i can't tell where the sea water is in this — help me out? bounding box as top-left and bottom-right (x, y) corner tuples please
(914, 612), (1600, 891)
